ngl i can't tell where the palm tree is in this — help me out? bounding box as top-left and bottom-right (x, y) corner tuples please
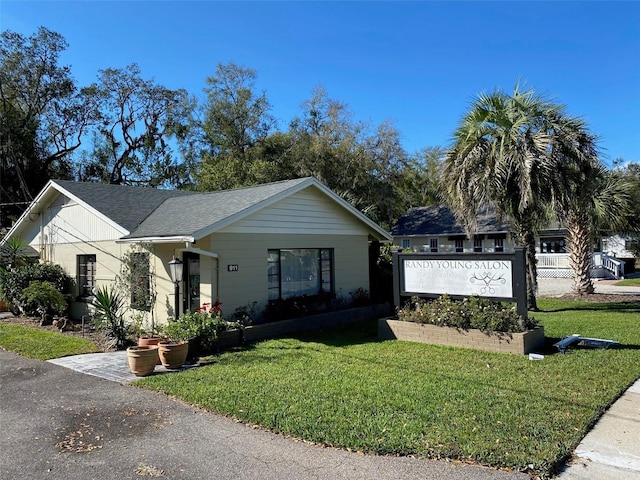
(442, 85), (573, 311)
(553, 159), (633, 294)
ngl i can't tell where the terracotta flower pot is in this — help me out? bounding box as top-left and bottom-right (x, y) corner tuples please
(158, 340), (189, 369)
(138, 336), (163, 364)
(138, 335), (162, 347)
(127, 345), (159, 377)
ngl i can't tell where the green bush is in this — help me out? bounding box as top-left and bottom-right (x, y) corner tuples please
(2, 263), (70, 315)
(397, 294), (537, 333)
(162, 302), (239, 356)
(92, 285), (132, 350)
(19, 281), (67, 317)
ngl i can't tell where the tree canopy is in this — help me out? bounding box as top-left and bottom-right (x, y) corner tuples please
(0, 27), (91, 225)
(1, 23), (636, 265)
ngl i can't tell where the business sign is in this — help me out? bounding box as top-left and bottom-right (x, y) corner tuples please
(393, 249), (527, 319)
(403, 258), (512, 298)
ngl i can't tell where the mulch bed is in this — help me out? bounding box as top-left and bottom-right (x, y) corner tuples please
(555, 293), (640, 303)
(2, 291), (639, 353)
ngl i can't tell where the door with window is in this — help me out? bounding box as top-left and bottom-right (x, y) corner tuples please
(183, 252), (200, 313)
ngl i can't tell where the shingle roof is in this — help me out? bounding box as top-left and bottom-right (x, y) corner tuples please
(54, 180), (197, 233)
(391, 205), (510, 236)
(121, 177), (312, 239)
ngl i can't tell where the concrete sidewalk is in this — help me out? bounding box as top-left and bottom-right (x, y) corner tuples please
(556, 379), (640, 479)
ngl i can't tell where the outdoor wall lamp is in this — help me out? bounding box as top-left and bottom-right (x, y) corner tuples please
(168, 256), (183, 318)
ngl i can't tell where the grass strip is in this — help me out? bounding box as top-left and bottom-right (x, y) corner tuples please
(615, 277), (640, 287)
(0, 323), (99, 360)
(136, 298), (639, 477)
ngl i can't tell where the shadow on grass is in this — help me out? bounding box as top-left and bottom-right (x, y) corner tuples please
(539, 300), (640, 314)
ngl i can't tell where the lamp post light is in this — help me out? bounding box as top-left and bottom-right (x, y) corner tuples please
(168, 256), (183, 319)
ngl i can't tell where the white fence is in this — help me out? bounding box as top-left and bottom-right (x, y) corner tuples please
(536, 253), (624, 279)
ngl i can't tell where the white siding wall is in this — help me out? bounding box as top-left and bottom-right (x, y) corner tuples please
(22, 193), (125, 264)
(220, 189), (368, 236)
(207, 232), (370, 317)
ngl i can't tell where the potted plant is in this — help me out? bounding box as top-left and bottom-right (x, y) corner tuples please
(158, 301), (234, 367)
(126, 345), (159, 376)
(157, 339), (189, 369)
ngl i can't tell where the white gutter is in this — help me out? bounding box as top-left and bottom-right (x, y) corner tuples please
(184, 243), (219, 259)
(116, 235), (195, 244)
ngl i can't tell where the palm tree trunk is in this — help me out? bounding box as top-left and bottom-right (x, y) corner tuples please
(513, 225), (538, 311)
(567, 215), (594, 294)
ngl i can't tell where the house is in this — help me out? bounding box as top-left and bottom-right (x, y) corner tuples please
(391, 206), (512, 254)
(392, 205), (627, 279)
(2, 177), (392, 322)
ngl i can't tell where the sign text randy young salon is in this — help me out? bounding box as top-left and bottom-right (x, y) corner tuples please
(403, 259), (513, 298)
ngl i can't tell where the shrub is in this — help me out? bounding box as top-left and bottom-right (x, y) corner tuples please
(229, 301), (258, 326)
(161, 302), (239, 356)
(92, 285), (132, 350)
(19, 281), (67, 317)
(2, 263), (71, 315)
(266, 291), (336, 321)
(397, 294), (537, 333)
(349, 287), (371, 307)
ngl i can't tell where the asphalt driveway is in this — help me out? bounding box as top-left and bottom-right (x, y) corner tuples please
(0, 349), (528, 480)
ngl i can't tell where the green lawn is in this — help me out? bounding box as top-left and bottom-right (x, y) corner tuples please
(136, 298), (640, 477)
(615, 277), (640, 287)
(0, 323), (99, 360)
(1, 299), (636, 477)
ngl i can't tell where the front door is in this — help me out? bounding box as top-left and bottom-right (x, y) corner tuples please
(183, 252), (200, 313)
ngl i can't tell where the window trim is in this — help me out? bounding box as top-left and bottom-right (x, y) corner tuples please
(77, 254), (96, 299)
(268, 248), (334, 301)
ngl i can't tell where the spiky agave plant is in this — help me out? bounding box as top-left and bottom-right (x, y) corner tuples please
(92, 285), (131, 350)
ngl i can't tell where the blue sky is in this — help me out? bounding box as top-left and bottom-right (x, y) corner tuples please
(2, 1), (639, 165)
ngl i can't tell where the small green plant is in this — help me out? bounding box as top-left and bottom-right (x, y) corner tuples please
(2, 263), (70, 315)
(92, 285), (132, 350)
(161, 302), (239, 356)
(349, 287), (371, 307)
(0, 236), (31, 271)
(19, 281), (67, 318)
(229, 301), (258, 326)
(397, 294), (537, 333)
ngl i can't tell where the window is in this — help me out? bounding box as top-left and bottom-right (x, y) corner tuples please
(131, 252), (151, 310)
(473, 237), (483, 252)
(429, 239), (438, 253)
(77, 254), (96, 298)
(494, 238), (504, 252)
(539, 238), (566, 253)
(401, 238), (411, 249)
(268, 248), (334, 300)
(454, 239), (464, 253)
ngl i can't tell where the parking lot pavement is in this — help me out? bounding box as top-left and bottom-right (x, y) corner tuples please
(1, 349), (529, 480)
